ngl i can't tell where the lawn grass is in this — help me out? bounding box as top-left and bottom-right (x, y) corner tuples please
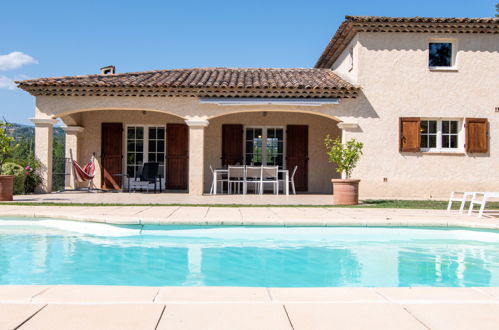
(1, 199), (499, 210)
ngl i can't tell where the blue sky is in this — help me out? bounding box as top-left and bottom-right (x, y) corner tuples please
(1, 0), (496, 124)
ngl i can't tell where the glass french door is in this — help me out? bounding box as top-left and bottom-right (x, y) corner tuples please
(126, 126), (165, 186)
(244, 127), (285, 168)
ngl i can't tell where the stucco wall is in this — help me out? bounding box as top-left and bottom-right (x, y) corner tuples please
(331, 35), (359, 85)
(336, 32), (499, 198)
(204, 111), (341, 193)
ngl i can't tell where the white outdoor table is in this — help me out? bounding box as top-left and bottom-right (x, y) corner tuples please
(212, 169), (289, 195)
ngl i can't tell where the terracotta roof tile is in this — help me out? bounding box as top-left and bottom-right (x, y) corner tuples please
(315, 16), (499, 68)
(16, 68), (358, 98)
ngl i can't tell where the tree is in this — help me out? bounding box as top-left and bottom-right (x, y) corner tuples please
(0, 121), (15, 174)
(496, 3), (499, 17)
(324, 136), (364, 179)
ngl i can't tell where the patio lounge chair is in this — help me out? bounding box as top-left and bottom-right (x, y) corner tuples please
(468, 192), (499, 217)
(447, 191), (478, 214)
(129, 162), (162, 193)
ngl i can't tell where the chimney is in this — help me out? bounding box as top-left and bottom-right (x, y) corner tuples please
(100, 65), (115, 75)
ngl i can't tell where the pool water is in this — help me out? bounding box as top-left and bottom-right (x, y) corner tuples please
(1, 218), (499, 287)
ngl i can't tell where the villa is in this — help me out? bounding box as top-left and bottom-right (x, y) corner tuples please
(17, 16), (499, 198)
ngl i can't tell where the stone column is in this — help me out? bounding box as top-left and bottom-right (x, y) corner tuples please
(337, 121), (360, 179)
(62, 126), (84, 190)
(185, 119), (209, 196)
(30, 118), (58, 193)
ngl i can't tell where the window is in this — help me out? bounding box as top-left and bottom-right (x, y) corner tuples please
(126, 125), (165, 184)
(400, 117), (488, 154)
(420, 119), (461, 151)
(429, 41), (454, 68)
(245, 127), (285, 168)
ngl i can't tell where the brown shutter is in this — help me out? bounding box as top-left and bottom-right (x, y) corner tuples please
(222, 124), (243, 166)
(101, 123), (123, 189)
(465, 118), (488, 153)
(399, 117), (421, 152)
(166, 123), (189, 190)
(286, 125), (308, 191)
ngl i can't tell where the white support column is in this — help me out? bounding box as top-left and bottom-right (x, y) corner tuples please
(30, 118), (58, 193)
(185, 119), (209, 196)
(337, 121), (360, 179)
(62, 126), (84, 190)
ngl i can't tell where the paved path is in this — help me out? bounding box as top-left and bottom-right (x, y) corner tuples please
(0, 204), (497, 229)
(2, 286), (499, 329)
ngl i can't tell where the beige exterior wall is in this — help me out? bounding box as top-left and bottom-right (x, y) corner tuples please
(333, 32), (499, 198)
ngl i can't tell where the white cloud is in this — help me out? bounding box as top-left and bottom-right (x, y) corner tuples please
(0, 51), (38, 71)
(0, 75), (16, 90)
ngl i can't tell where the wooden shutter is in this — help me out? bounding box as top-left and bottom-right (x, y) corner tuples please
(222, 124), (243, 166)
(101, 123), (123, 189)
(465, 118), (488, 153)
(399, 117), (420, 152)
(286, 125), (308, 191)
(166, 123), (189, 190)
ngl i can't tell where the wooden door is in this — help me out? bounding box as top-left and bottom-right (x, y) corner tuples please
(286, 125), (308, 192)
(166, 123), (188, 190)
(101, 123), (123, 189)
(222, 124), (243, 166)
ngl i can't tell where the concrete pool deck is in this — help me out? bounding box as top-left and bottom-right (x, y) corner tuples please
(2, 205), (499, 329)
(0, 204), (498, 229)
(2, 286), (499, 329)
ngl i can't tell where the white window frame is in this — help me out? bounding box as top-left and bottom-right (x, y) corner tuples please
(243, 126), (286, 168)
(420, 118), (464, 153)
(124, 124), (166, 187)
(428, 38), (458, 71)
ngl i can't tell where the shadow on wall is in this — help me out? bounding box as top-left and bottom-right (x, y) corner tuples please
(331, 90), (379, 120)
(360, 33), (499, 53)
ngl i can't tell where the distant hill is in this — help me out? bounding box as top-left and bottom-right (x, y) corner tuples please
(6, 123), (64, 140)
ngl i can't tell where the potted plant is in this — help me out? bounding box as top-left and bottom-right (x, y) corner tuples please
(324, 136), (364, 205)
(0, 121), (15, 201)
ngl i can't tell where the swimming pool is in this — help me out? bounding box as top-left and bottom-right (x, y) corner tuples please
(1, 217), (499, 287)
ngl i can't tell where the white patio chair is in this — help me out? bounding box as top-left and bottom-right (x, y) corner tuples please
(447, 191), (476, 214)
(288, 165), (298, 195)
(261, 166), (279, 195)
(228, 166), (246, 194)
(209, 165), (228, 194)
(245, 166), (262, 194)
(468, 192), (499, 217)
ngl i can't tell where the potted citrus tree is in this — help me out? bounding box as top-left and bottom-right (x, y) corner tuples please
(0, 121), (15, 201)
(324, 136), (363, 205)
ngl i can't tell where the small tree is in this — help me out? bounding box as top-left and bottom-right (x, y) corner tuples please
(324, 136), (363, 179)
(0, 121), (15, 175)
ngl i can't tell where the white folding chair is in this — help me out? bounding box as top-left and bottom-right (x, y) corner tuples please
(245, 166), (262, 194)
(228, 166), (246, 194)
(261, 166), (279, 195)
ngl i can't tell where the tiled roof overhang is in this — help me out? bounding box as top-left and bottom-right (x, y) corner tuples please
(16, 68), (358, 99)
(315, 16), (499, 68)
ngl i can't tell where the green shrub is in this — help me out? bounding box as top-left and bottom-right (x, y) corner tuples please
(324, 136), (364, 179)
(1, 162), (26, 195)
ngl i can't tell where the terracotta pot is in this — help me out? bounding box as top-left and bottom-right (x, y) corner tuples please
(331, 179), (360, 205)
(0, 175), (15, 201)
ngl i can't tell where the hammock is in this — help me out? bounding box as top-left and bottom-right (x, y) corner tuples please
(72, 156), (96, 183)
